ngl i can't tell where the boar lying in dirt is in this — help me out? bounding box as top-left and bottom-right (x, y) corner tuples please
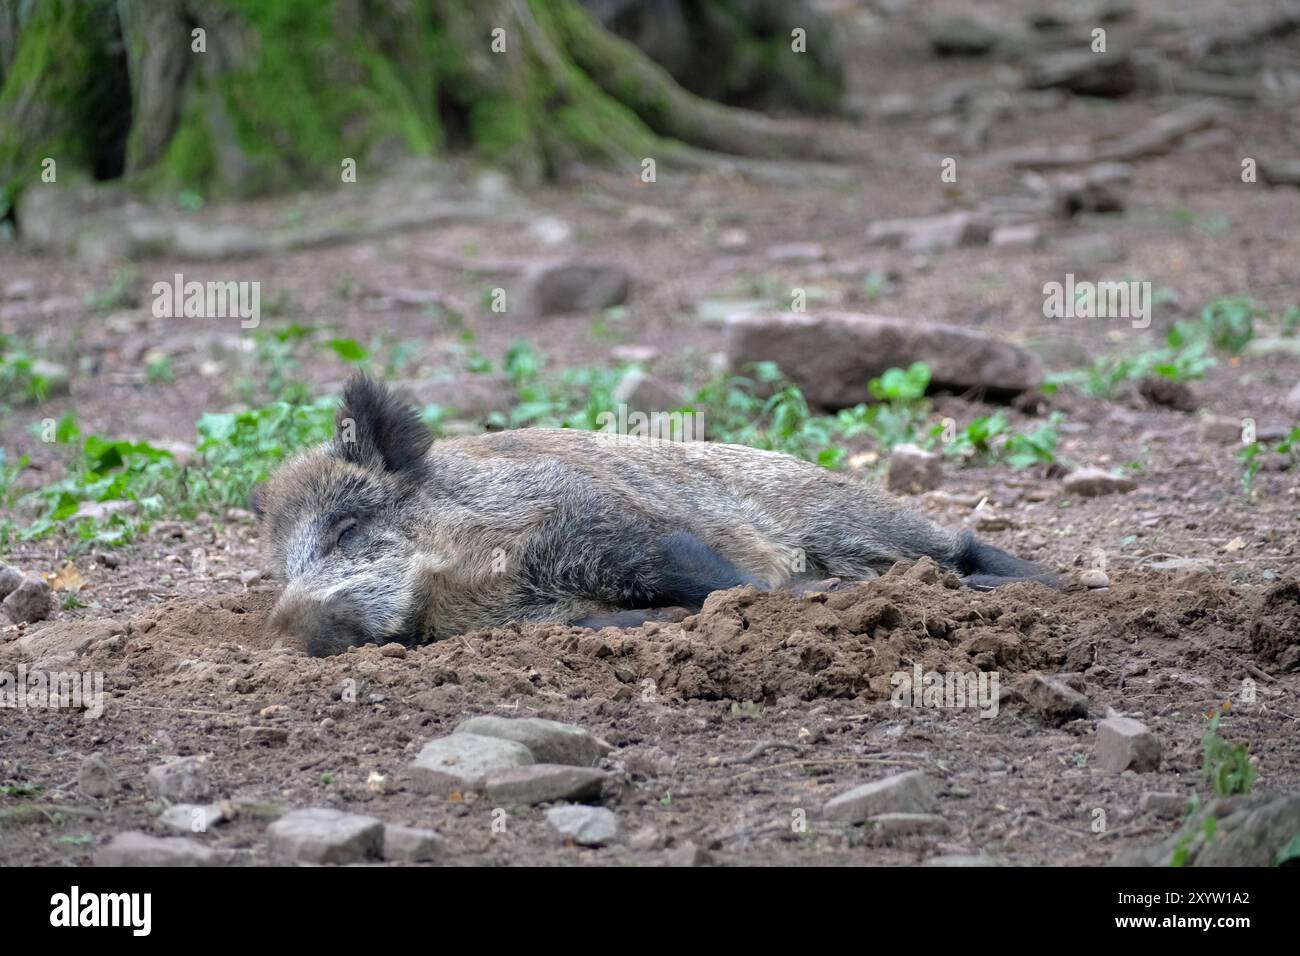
(253, 375), (1055, 656)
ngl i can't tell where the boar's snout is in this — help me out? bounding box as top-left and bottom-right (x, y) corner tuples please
(270, 590), (366, 657)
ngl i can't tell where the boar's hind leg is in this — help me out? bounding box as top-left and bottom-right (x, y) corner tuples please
(952, 532), (1060, 590)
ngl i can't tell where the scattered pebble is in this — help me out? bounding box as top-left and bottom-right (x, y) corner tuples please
(2, 575), (54, 624)
(1080, 568), (1110, 589)
(1140, 791), (1190, 819)
(1018, 673), (1089, 723)
(96, 831), (223, 867)
(159, 803), (227, 833)
(145, 756), (212, 803)
(1095, 716), (1162, 772)
(454, 716), (611, 767)
(822, 771), (938, 824)
(406, 733), (534, 795)
(382, 824), (443, 863)
(77, 755), (118, 799)
(1063, 466), (1137, 497)
(547, 805), (618, 846)
(267, 808), (384, 864)
(484, 765), (608, 806)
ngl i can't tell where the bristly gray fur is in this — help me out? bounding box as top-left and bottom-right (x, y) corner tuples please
(257, 375), (1053, 656)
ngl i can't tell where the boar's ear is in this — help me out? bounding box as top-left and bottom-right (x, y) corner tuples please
(335, 373), (433, 472)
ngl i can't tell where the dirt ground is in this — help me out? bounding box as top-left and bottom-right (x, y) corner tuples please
(2, 0), (1299, 866)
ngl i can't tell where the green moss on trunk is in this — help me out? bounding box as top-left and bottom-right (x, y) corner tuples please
(0, 0), (122, 204)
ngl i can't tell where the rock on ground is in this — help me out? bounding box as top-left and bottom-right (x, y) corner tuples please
(382, 824), (443, 863)
(0, 563), (22, 599)
(1094, 717), (1161, 772)
(95, 832), (223, 866)
(546, 805), (618, 846)
(725, 311), (1041, 408)
(267, 808), (385, 864)
(406, 733), (535, 795)
(77, 755), (118, 799)
(159, 803), (227, 833)
(866, 212), (992, 252)
(484, 765), (608, 806)
(145, 756), (212, 803)
(15, 618), (123, 658)
(1017, 673), (1090, 723)
(822, 771), (938, 824)
(1062, 466), (1137, 497)
(3, 575), (54, 624)
(454, 716), (611, 767)
(517, 261), (629, 316)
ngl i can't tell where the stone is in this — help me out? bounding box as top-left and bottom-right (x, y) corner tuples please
(717, 228), (750, 251)
(546, 805), (618, 846)
(886, 443), (943, 494)
(407, 733), (534, 794)
(1141, 791), (1190, 819)
(662, 841), (713, 866)
(528, 216), (574, 247)
(1062, 466), (1137, 497)
(159, 803), (227, 833)
(1138, 376), (1195, 412)
(2, 575), (54, 624)
(0, 563), (22, 599)
(1028, 48), (1139, 98)
(267, 808), (384, 864)
(822, 771), (938, 824)
(1018, 673), (1089, 723)
(95, 832), (222, 866)
(868, 812), (951, 836)
(518, 261), (630, 316)
(381, 824), (443, 862)
(454, 716), (611, 767)
(1080, 569), (1110, 589)
(484, 765), (608, 806)
(694, 297), (768, 325)
(726, 311), (1041, 408)
(1095, 716), (1161, 772)
(990, 224), (1041, 248)
(77, 755), (118, 798)
(1198, 415), (1244, 445)
(145, 756), (212, 803)
(866, 212), (992, 253)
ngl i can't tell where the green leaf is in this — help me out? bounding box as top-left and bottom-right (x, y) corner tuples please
(326, 338), (369, 362)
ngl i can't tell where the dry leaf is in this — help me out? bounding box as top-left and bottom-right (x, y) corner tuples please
(47, 562), (84, 592)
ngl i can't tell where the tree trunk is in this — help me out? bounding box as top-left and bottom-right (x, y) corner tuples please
(0, 0), (853, 212)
